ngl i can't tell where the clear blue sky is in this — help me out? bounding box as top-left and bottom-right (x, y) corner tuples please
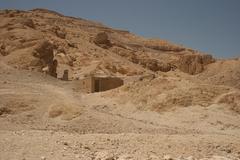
(1, 0), (240, 58)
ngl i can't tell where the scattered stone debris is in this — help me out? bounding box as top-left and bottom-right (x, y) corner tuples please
(63, 141), (68, 146)
(0, 106), (12, 115)
(164, 155), (174, 160)
(40, 156), (46, 160)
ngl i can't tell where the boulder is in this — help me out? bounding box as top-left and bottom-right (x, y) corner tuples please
(93, 32), (112, 49)
(52, 26), (66, 39)
(21, 18), (35, 29)
(56, 29), (66, 39)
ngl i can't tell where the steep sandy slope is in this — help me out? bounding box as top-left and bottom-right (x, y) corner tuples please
(105, 71), (240, 114)
(0, 64), (240, 159)
(197, 58), (240, 89)
(1, 64), (240, 160)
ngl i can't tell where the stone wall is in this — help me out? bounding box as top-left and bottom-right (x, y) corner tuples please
(78, 77), (94, 93)
(78, 76), (123, 93)
(95, 77), (123, 92)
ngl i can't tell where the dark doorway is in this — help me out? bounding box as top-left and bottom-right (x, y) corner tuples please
(49, 59), (58, 78)
(94, 79), (100, 92)
(62, 70), (68, 81)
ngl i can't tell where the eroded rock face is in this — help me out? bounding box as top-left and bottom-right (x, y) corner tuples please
(0, 9), (219, 78)
(52, 26), (66, 39)
(93, 32), (112, 49)
(178, 54), (215, 75)
(146, 44), (185, 52)
(20, 18), (35, 29)
(129, 54), (172, 72)
(150, 61), (172, 72)
(33, 40), (54, 65)
(141, 59), (172, 72)
(32, 40), (57, 77)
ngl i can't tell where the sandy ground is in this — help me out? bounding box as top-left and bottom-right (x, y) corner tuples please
(0, 68), (240, 160)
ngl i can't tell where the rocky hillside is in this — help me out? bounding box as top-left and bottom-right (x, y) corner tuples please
(0, 8), (217, 80)
(1, 8), (240, 160)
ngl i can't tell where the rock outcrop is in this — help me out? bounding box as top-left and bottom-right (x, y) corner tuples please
(52, 26), (66, 39)
(124, 52), (173, 72)
(137, 58), (172, 72)
(0, 9), (225, 79)
(32, 40), (57, 77)
(93, 32), (112, 49)
(20, 18), (35, 29)
(33, 40), (54, 65)
(145, 44), (185, 52)
(178, 54), (215, 74)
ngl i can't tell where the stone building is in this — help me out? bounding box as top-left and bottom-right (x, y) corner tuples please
(78, 75), (124, 93)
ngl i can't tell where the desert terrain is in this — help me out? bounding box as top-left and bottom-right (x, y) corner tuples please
(0, 9), (240, 160)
